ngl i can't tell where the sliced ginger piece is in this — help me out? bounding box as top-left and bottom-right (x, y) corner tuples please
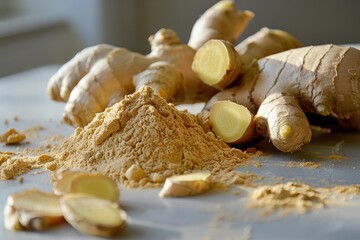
(52, 168), (85, 181)
(60, 194), (127, 237)
(210, 100), (255, 145)
(192, 39), (242, 90)
(52, 169), (120, 202)
(52, 170), (88, 195)
(4, 189), (64, 231)
(69, 174), (120, 202)
(159, 171), (211, 198)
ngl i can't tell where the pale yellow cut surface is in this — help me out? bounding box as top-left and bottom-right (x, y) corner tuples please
(63, 196), (123, 226)
(193, 41), (229, 86)
(210, 101), (252, 143)
(10, 190), (62, 216)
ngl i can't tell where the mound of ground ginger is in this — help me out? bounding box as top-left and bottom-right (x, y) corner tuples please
(52, 86), (251, 188)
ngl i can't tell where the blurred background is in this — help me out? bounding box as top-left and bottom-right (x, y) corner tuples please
(0, 0), (359, 77)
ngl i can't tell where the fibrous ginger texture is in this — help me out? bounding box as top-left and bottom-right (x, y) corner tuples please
(202, 44), (360, 152)
(52, 87), (249, 188)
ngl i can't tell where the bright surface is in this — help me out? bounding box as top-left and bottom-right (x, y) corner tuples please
(1, 65), (360, 240)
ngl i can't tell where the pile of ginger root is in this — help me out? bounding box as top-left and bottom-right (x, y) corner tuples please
(48, 0), (360, 152)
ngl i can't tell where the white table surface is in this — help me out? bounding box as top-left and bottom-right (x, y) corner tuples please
(0, 64), (360, 240)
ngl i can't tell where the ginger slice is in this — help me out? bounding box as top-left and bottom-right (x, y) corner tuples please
(159, 171), (211, 198)
(4, 189), (64, 231)
(192, 39), (242, 90)
(68, 174), (120, 202)
(52, 170), (120, 202)
(52, 170), (88, 195)
(210, 100), (255, 145)
(60, 194), (127, 237)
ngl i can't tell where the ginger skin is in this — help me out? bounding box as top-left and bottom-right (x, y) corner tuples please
(188, 0), (254, 50)
(200, 43), (360, 152)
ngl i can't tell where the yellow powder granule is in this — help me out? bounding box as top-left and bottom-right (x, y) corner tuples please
(285, 161), (320, 169)
(1, 158), (33, 180)
(0, 152), (42, 180)
(52, 87), (251, 188)
(0, 128), (26, 145)
(299, 161), (320, 169)
(285, 161), (297, 168)
(0, 151), (14, 165)
(231, 171), (263, 187)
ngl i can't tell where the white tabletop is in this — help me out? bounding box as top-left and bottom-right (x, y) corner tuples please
(0, 64), (360, 240)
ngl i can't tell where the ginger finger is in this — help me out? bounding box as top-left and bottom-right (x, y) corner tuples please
(188, 0), (254, 50)
(60, 194), (127, 238)
(255, 93), (312, 152)
(133, 61), (185, 103)
(235, 27), (301, 67)
(159, 171), (211, 198)
(210, 101), (255, 145)
(62, 50), (153, 126)
(4, 189), (64, 231)
(48, 44), (114, 102)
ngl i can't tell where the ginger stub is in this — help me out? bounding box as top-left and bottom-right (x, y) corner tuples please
(159, 171), (212, 198)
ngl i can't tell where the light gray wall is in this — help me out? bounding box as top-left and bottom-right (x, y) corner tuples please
(0, 0), (359, 76)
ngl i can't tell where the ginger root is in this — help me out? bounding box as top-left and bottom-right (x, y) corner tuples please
(200, 43), (360, 152)
(47, 1), (253, 127)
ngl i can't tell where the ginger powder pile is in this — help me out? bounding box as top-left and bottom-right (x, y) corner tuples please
(52, 87), (250, 187)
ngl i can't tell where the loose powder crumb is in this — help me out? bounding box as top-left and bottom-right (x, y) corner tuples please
(50, 87), (252, 188)
(285, 161), (320, 169)
(299, 161), (320, 169)
(0, 128), (26, 145)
